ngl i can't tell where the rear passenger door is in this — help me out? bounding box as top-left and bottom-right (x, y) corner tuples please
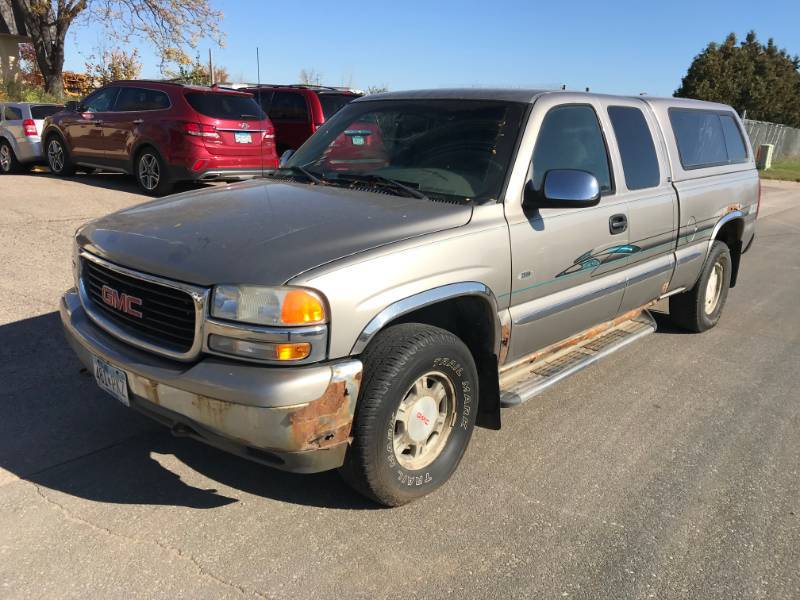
(266, 91), (312, 151)
(505, 98), (631, 360)
(103, 87), (171, 169)
(598, 99), (678, 312)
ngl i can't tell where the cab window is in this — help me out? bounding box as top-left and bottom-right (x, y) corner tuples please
(531, 105), (612, 193)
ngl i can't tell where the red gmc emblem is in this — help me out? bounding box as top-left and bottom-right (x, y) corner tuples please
(101, 285), (143, 318)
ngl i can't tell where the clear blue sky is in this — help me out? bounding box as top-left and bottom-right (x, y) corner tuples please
(63, 0), (800, 97)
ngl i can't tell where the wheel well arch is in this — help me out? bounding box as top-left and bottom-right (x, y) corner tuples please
(711, 214), (745, 288)
(130, 141), (162, 169)
(353, 283), (503, 430)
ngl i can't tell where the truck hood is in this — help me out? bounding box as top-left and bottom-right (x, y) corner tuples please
(78, 179), (473, 286)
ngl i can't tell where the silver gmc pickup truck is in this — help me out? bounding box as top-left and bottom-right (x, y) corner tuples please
(61, 89), (758, 506)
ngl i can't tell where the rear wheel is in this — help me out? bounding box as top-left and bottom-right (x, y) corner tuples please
(0, 139), (24, 174)
(339, 324), (478, 506)
(46, 135), (75, 176)
(135, 148), (173, 196)
(669, 240), (732, 332)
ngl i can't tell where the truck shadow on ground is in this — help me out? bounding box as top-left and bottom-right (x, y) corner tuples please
(31, 169), (219, 196)
(0, 311), (378, 510)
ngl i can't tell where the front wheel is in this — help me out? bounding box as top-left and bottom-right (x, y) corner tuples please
(669, 240), (732, 332)
(0, 139), (24, 174)
(340, 324), (478, 506)
(46, 136), (75, 176)
(135, 148), (173, 196)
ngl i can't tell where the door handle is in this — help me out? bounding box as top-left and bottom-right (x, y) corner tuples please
(609, 214), (627, 235)
(133, 119), (144, 125)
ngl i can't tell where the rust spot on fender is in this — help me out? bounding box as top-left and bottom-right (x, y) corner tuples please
(724, 203), (742, 214)
(499, 323), (511, 366)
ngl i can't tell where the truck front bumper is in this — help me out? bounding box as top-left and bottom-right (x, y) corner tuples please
(60, 289), (362, 473)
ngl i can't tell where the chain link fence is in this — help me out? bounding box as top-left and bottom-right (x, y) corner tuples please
(744, 119), (800, 161)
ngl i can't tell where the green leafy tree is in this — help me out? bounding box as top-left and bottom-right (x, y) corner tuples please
(5, 0), (224, 97)
(675, 31), (800, 127)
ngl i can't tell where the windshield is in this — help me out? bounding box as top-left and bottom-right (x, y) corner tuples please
(286, 99), (526, 202)
(185, 92), (266, 120)
(318, 93), (360, 119)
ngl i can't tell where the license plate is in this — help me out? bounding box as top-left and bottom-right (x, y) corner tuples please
(234, 132), (252, 144)
(92, 356), (130, 406)
(350, 135), (365, 146)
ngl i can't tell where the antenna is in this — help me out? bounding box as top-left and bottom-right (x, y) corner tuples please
(257, 47), (264, 179)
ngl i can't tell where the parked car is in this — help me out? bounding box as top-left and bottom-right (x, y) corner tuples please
(0, 102), (64, 174)
(241, 84), (362, 154)
(60, 89), (758, 506)
(42, 80), (278, 195)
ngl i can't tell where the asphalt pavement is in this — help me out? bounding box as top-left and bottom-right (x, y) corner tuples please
(1, 172), (798, 599)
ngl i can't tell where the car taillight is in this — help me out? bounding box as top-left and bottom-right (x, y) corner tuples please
(22, 119), (37, 136)
(183, 122), (220, 139)
(756, 179), (762, 220)
(263, 127), (275, 141)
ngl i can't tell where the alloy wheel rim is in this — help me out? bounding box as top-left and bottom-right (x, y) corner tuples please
(392, 370), (456, 470)
(47, 140), (64, 172)
(0, 145), (9, 171)
(138, 154), (160, 190)
(704, 261), (724, 315)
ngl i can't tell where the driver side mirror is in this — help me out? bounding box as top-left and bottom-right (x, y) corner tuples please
(524, 169), (601, 209)
(64, 100), (82, 112)
(279, 149), (294, 168)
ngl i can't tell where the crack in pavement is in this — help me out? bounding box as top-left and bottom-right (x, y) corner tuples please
(29, 482), (269, 600)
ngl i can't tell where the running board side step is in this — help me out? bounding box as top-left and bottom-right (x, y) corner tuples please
(499, 310), (657, 407)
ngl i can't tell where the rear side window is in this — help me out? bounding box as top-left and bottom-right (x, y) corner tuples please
(719, 114), (748, 162)
(4, 106), (23, 120)
(185, 93), (265, 120)
(532, 105), (612, 193)
(607, 106), (660, 190)
(268, 92), (309, 121)
(318, 94), (358, 120)
(669, 108), (747, 169)
(30, 105), (63, 119)
(115, 88), (170, 111)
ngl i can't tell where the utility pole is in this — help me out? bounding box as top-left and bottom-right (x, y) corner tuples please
(208, 48), (214, 85)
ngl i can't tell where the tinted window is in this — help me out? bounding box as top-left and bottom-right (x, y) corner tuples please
(185, 93), (265, 120)
(607, 106), (660, 190)
(318, 94), (359, 120)
(532, 105), (612, 193)
(30, 105), (64, 119)
(83, 87), (119, 112)
(115, 88), (170, 111)
(3, 106), (23, 120)
(253, 90), (274, 113)
(268, 92), (309, 121)
(669, 109), (737, 168)
(720, 114), (748, 161)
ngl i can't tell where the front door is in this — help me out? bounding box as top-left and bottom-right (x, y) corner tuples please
(504, 99), (631, 362)
(65, 87), (119, 161)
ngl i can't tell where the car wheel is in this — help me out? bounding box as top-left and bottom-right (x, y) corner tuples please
(135, 148), (173, 196)
(0, 139), (23, 174)
(339, 323), (478, 506)
(669, 240), (732, 332)
(46, 136), (75, 176)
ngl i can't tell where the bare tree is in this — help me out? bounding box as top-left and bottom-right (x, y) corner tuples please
(6, 0), (224, 96)
(298, 68), (322, 86)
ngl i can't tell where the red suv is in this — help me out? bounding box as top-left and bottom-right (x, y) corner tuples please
(241, 85), (362, 155)
(43, 80), (278, 195)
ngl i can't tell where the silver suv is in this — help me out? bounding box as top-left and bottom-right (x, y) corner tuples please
(0, 102), (63, 173)
(60, 89), (758, 505)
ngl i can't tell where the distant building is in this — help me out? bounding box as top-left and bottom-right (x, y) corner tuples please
(0, 1), (29, 83)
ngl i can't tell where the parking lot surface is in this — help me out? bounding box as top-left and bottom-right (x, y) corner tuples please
(1, 173), (798, 599)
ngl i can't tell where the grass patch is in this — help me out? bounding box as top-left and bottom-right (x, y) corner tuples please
(760, 159), (800, 183)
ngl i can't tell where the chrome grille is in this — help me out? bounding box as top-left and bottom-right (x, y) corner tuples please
(81, 257), (198, 354)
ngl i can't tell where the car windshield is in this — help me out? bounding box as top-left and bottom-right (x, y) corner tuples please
(286, 99), (526, 202)
(185, 92), (266, 120)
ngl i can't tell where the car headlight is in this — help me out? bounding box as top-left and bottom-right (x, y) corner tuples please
(210, 285), (327, 326)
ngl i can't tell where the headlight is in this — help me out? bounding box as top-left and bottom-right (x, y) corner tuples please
(211, 285), (327, 326)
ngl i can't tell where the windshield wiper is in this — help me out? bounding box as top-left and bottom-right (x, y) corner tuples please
(326, 172), (428, 200)
(269, 165), (325, 185)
